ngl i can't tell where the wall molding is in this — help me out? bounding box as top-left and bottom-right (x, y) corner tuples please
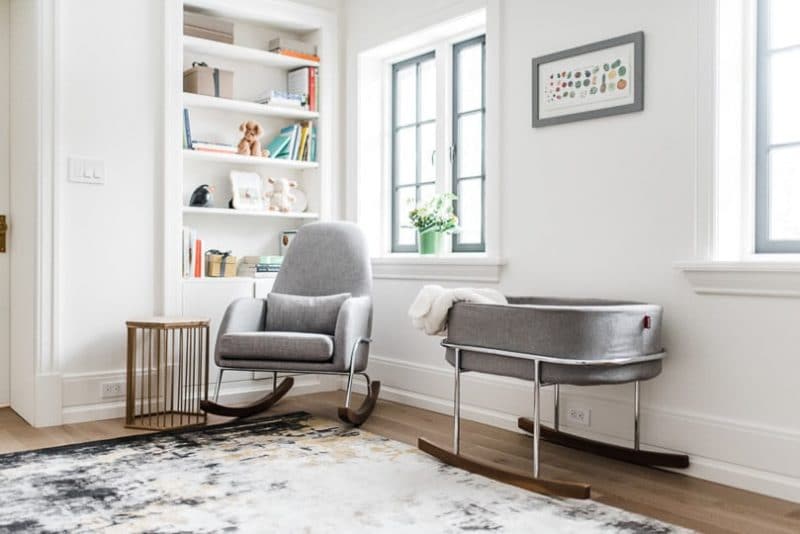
(62, 370), (340, 425)
(353, 353), (800, 503)
(371, 256), (505, 282)
(675, 260), (800, 297)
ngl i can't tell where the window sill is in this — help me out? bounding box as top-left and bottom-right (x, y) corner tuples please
(372, 255), (506, 283)
(674, 260), (800, 298)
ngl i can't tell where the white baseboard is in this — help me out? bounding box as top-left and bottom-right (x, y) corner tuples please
(61, 371), (339, 425)
(353, 354), (800, 503)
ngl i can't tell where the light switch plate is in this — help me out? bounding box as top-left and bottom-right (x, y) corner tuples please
(68, 156), (105, 185)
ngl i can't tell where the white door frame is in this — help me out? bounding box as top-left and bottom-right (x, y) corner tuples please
(0, 0), (10, 408)
(7, 0), (61, 426)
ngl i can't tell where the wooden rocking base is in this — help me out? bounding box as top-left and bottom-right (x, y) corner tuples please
(418, 437), (591, 499)
(338, 381), (381, 426)
(200, 377), (294, 418)
(517, 417), (690, 469)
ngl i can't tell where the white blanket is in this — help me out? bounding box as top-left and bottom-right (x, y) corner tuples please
(408, 285), (508, 336)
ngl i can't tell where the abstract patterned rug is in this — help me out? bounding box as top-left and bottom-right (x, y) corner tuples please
(0, 412), (690, 533)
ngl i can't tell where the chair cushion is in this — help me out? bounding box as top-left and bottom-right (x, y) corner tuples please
(219, 332), (334, 362)
(265, 292), (351, 335)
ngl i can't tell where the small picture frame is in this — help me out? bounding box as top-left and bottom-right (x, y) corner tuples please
(279, 230), (297, 256)
(229, 171), (265, 211)
(532, 31), (644, 127)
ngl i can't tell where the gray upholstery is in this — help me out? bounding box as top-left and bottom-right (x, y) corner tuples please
(215, 222), (373, 373)
(444, 297), (663, 386)
(265, 292), (351, 335)
(220, 332), (334, 361)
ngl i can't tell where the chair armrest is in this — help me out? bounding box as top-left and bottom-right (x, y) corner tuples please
(215, 298), (267, 363)
(334, 296), (373, 371)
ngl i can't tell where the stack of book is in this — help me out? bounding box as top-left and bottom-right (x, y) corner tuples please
(288, 67), (319, 112)
(238, 255), (283, 278)
(183, 109), (238, 153)
(182, 227), (203, 278)
(268, 37), (319, 62)
(265, 121), (316, 161)
(253, 90), (305, 108)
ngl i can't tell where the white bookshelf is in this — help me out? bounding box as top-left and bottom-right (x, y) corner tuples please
(183, 92), (319, 120)
(163, 0), (337, 347)
(183, 149), (320, 169)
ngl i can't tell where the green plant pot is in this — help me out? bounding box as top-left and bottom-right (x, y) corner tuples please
(419, 230), (443, 255)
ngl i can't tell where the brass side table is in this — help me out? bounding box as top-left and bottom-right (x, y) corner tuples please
(125, 317), (210, 430)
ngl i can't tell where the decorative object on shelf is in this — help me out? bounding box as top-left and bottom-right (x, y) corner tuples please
(238, 255), (283, 277)
(265, 177), (298, 212)
(289, 188), (308, 213)
(408, 193), (459, 255)
(206, 250), (237, 277)
(183, 11), (233, 44)
(125, 317), (210, 430)
(280, 230), (297, 256)
(189, 184), (215, 207)
(230, 171), (264, 210)
(236, 120), (268, 157)
(253, 89), (305, 108)
(184, 61), (234, 99)
(532, 31), (644, 127)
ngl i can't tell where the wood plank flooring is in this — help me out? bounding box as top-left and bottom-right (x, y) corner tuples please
(1, 393), (799, 533)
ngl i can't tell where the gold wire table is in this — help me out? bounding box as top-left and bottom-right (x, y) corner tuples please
(125, 317), (210, 430)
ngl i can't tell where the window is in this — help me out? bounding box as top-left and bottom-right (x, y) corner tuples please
(390, 34), (487, 253)
(391, 52), (437, 252)
(756, 0), (800, 252)
(452, 35), (486, 252)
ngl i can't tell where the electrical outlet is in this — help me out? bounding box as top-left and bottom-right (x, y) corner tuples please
(101, 381), (125, 399)
(566, 406), (591, 427)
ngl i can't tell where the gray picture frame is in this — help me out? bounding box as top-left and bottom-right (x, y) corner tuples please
(532, 31), (644, 128)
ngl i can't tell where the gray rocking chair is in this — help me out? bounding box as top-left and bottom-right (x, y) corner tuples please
(200, 222), (380, 425)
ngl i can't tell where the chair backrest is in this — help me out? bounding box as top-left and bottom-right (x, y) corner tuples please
(272, 222), (372, 297)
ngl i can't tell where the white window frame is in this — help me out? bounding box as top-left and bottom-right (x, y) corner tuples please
(678, 0), (800, 297)
(353, 6), (504, 281)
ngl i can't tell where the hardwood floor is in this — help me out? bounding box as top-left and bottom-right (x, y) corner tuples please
(1, 393), (799, 533)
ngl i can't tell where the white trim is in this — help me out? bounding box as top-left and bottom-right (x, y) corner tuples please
(61, 370), (339, 425)
(371, 255), (504, 282)
(355, 353), (800, 502)
(675, 260), (800, 297)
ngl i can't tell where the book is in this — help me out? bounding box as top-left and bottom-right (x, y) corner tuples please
(308, 67), (316, 112)
(194, 239), (202, 278)
(267, 125), (295, 159)
(183, 108), (193, 149)
(288, 67), (311, 108)
(182, 227), (199, 278)
(276, 49), (320, 62)
(297, 124), (309, 161)
(192, 141), (238, 153)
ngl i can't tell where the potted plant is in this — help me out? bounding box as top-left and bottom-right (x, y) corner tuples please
(408, 193), (459, 255)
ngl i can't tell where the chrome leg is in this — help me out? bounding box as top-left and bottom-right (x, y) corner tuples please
(272, 371), (278, 393)
(453, 348), (461, 454)
(553, 384), (560, 431)
(533, 360), (541, 478)
(213, 369), (224, 402)
(344, 339), (361, 409)
(634, 380), (641, 451)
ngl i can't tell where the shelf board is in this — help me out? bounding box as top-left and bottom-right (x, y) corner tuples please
(183, 149), (319, 169)
(183, 93), (319, 120)
(182, 206), (319, 219)
(182, 275), (278, 284)
(183, 36), (319, 69)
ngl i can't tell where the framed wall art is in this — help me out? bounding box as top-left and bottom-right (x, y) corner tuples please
(532, 31), (644, 127)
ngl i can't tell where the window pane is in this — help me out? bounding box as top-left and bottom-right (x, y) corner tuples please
(395, 65), (416, 126)
(395, 126), (416, 185)
(396, 186), (417, 246)
(768, 49), (800, 144)
(420, 122), (436, 182)
(419, 59), (436, 121)
(768, 0), (800, 50)
(768, 145), (800, 240)
(420, 183), (435, 204)
(457, 112), (483, 178)
(457, 43), (483, 112)
(457, 178), (483, 244)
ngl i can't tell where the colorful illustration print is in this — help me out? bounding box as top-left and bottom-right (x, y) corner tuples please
(543, 56), (631, 107)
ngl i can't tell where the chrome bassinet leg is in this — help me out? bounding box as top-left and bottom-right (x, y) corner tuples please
(634, 381), (641, 451)
(453, 348), (461, 454)
(533, 360), (541, 478)
(553, 384), (560, 432)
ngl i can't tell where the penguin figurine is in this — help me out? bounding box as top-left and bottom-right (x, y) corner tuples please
(189, 184), (214, 207)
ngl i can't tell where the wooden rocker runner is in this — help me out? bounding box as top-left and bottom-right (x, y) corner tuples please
(418, 298), (690, 499)
(200, 222), (381, 426)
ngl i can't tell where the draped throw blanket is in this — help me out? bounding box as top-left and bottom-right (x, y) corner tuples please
(408, 285), (507, 336)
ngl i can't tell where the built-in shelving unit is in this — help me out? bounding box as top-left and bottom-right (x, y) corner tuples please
(183, 35), (319, 69)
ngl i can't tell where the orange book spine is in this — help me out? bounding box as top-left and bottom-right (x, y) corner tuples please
(194, 239), (202, 278)
(277, 49), (320, 62)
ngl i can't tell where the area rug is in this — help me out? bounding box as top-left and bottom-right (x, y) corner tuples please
(0, 412), (689, 533)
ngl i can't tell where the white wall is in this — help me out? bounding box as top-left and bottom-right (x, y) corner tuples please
(0, 0), (9, 407)
(344, 0), (800, 502)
